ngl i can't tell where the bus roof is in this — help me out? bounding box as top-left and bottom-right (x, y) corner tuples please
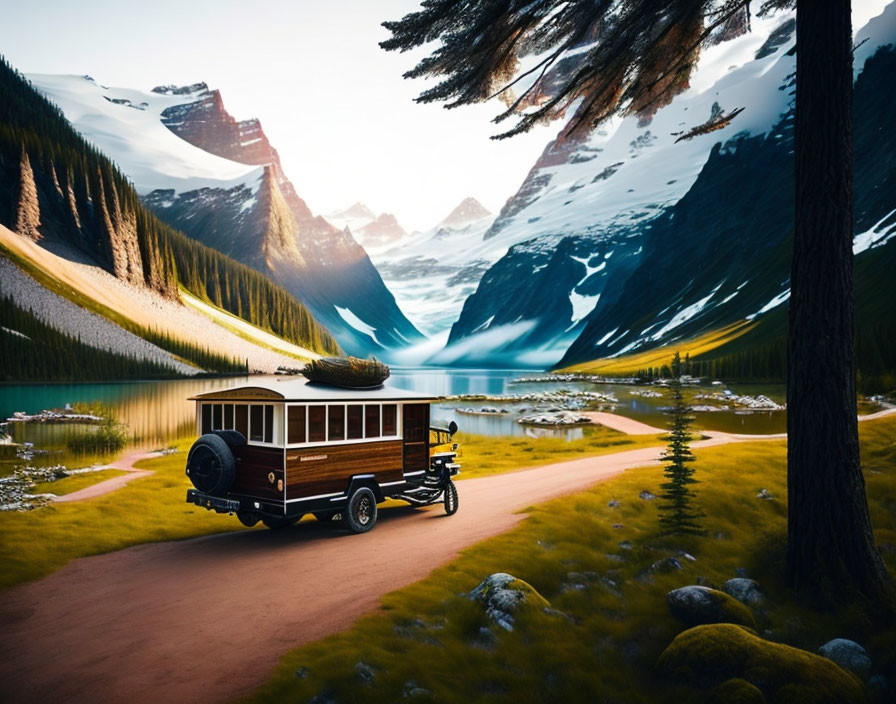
(189, 377), (439, 403)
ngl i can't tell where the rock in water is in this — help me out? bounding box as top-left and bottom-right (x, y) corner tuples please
(817, 639), (872, 680)
(666, 585), (756, 628)
(658, 624), (865, 703)
(469, 572), (550, 631)
(722, 577), (765, 607)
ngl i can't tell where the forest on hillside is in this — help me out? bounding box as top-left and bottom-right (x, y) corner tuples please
(0, 56), (340, 360)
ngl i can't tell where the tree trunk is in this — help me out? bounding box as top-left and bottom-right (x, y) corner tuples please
(787, 0), (891, 606)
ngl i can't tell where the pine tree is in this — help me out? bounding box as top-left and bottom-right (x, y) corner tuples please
(15, 147), (41, 240)
(670, 351), (682, 379)
(658, 374), (704, 536)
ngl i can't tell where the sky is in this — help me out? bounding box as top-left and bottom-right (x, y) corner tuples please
(0, 0), (559, 231)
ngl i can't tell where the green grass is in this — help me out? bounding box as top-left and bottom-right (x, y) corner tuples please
(244, 415), (896, 704)
(454, 426), (664, 479)
(33, 469), (128, 496)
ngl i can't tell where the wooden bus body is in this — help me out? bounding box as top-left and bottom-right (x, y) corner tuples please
(184, 379), (450, 528)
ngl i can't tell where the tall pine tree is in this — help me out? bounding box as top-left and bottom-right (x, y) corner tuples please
(658, 369), (704, 536)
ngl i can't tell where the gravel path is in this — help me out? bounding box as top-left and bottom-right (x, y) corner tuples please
(0, 255), (195, 373)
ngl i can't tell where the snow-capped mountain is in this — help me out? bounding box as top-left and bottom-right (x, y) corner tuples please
(357, 213), (407, 250)
(440, 197), (492, 229)
(28, 76), (424, 356)
(358, 198), (496, 337)
(326, 202), (378, 236)
(440, 2), (896, 368)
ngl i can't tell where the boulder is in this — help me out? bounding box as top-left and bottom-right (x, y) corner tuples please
(723, 578), (765, 607)
(639, 490), (657, 500)
(469, 573), (550, 631)
(817, 639), (872, 680)
(658, 624), (865, 704)
(757, 488), (773, 500)
(666, 585), (756, 628)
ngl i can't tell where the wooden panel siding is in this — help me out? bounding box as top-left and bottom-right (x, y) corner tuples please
(285, 440), (403, 499)
(231, 445), (283, 500)
(403, 403), (430, 474)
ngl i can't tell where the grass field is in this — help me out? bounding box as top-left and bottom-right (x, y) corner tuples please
(453, 426), (663, 479)
(32, 469), (128, 496)
(245, 415), (896, 704)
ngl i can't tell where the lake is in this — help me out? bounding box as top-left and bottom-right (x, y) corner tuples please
(0, 368), (786, 460)
(0, 370), (787, 453)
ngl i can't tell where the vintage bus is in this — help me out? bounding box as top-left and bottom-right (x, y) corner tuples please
(184, 378), (460, 533)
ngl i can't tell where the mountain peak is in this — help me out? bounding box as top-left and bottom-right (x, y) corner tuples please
(151, 82), (210, 96)
(339, 202), (376, 220)
(440, 197), (491, 228)
(358, 211), (407, 248)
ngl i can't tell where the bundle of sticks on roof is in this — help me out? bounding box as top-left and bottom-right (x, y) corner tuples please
(301, 356), (391, 389)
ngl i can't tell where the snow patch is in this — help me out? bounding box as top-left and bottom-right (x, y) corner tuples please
(569, 291), (600, 327)
(596, 327), (619, 346)
(853, 209), (896, 254)
(335, 306), (381, 347)
(746, 288), (791, 320)
(649, 283), (724, 341)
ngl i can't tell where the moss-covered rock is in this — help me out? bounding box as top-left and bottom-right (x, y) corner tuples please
(710, 678), (766, 703)
(666, 585), (757, 628)
(469, 573), (550, 631)
(657, 624), (865, 704)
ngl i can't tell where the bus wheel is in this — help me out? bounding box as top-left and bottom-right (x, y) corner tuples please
(343, 487), (377, 534)
(444, 480), (458, 515)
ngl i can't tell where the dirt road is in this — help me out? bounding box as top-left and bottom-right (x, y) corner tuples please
(53, 449), (162, 503)
(3, 411), (892, 703)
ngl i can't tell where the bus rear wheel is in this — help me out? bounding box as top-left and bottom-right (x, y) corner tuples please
(343, 487), (377, 534)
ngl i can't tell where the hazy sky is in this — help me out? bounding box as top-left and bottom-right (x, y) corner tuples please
(0, 0), (558, 230)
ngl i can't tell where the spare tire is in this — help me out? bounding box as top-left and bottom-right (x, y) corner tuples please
(186, 433), (236, 496)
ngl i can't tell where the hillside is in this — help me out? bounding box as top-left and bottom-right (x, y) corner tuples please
(0, 223), (318, 374)
(439, 3), (896, 379)
(27, 75), (423, 356)
(0, 56), (340, 375)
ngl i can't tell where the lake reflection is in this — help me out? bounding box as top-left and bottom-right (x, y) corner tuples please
(1, 377), (246, 447)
